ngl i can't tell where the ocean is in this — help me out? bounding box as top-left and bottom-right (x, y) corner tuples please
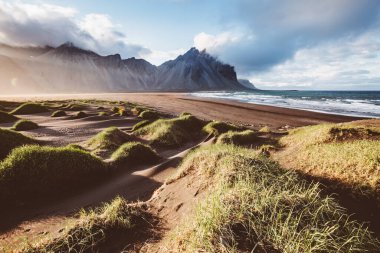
(192, 90), (380, 118)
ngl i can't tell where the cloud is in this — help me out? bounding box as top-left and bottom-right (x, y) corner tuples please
(194, 0), (380, 73)
(246, 29), (380, 90)
(0, 1), (149, 58)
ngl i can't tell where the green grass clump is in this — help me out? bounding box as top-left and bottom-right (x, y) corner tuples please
(135, 115), (205, 147)
(0, 145), (106, 204)
(202, 121), (241, 136)
(12, 119), (39, 131)
(278, 121), (380, 199)
(98, 111), (108, 116)
(168, 145), (380, 252)
(0, 129), (36, 161)
(73, 111), (88, 119)
(138, 110), (160, 120)
(11, 103), (48, 115)
(0, 110), (18, 123)
(86, 127), (132, 152)
(111, 142), (160, 168)
(24, 197), (150, 253)
(51, 110), (66, 117)
(132, 120), (151, 131)
(64, 103), (86, 111)
(216, 130), (257, 146)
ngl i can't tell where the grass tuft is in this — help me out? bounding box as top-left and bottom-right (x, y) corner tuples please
(135, 115), (205, 147)
(203, 121), (241, 136)
(0, 145), (107, 204)
(168, 144), (380, 252)
(0, 110), (18, 123)
(11, 103), (48, 115)
(111, 142), (160, 168)
(51, 110), (67, 117)
(12, 119), (39, 131)
(216, 130), (257, 146)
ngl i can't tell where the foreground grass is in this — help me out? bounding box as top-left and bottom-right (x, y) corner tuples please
(11, 103), (49, 115)
(135, 114), (205, 147)
(167, 145), (379, 252)
(0, 110), (18, 123)
(12, 119), (39, 131)
(0, 145), (107, 205)
(24, 197), (151, 253)
(0, 129), (36, 161)
(277, 122), (380, 200)
(111, 142), (160, 168)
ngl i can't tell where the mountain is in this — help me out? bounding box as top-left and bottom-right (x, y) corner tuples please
(238, 79), (258, 89)
(0, 43), (251, 94)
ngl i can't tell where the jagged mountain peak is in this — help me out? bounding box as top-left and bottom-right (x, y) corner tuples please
(48, 42), (99, 58)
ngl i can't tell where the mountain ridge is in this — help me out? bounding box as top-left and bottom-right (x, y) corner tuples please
(0, 43), (257, 94)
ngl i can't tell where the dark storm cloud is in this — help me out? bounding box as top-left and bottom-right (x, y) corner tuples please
(208, 0), (380, 73)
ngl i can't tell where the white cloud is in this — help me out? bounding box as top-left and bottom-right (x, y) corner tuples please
(247, 30), (380, 90)
(142, 48), (186, 65)
(0, 1), (149, 58)
(194, 32), (241, 51)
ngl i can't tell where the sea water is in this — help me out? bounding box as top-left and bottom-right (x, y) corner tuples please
(192, 90), (380, 118)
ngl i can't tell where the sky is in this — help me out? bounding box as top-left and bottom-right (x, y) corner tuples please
(0, 0), (380, 90)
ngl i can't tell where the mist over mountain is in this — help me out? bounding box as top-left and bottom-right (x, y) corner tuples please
(0, 43), (255, 94)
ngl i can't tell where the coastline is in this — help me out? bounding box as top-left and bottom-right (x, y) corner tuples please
(0, 92), (363, 128)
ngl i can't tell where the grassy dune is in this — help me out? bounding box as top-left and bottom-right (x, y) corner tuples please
(277, 121), (380, 200)
(216, 129), (257, 146)
(0, 145), (107, 204)
(11, 103), (49, 115)
(85, 127), (132, 153)
(167, 145), (380, 252)
(0, 110), (18, 123)
(12, 119), (39, 131)
(203, 121), (241, 136)
(24, 197), (151, 253)
(132, 119), (151, 131)
(111, 142), (160, 168)
(51, 110), (67, 117)
(0, 129), (36, 160)
(138, 110), (160, 120)
(135, 114), (205, 147)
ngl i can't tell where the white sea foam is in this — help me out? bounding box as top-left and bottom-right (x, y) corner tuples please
(192, 91), (380, 118)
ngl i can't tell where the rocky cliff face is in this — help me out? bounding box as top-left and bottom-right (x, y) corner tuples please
(0, 43), (250, 94)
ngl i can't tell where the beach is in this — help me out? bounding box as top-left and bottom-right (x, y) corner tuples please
(0, 92), (361, 129)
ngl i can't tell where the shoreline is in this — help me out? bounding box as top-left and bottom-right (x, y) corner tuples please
(0, 92), (363, 128)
